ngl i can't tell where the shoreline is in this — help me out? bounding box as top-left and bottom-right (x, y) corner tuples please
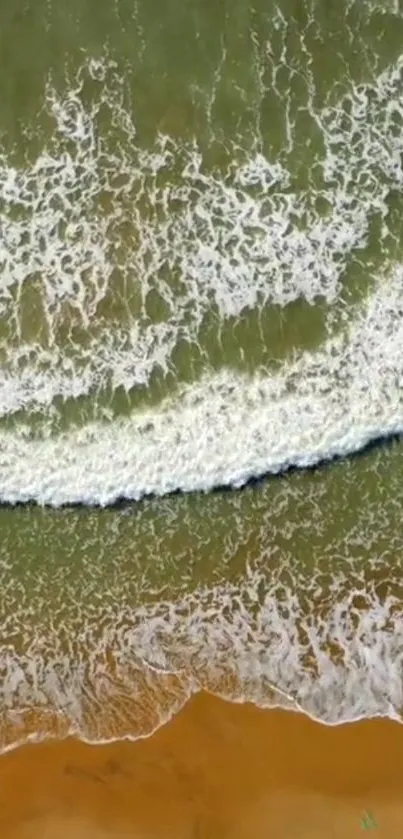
(1, 683), (400, 761)
(1, 697), (401, 760)
(1, 691), (403, 838)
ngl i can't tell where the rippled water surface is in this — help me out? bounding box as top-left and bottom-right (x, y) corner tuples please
(1, 0), (403, 750)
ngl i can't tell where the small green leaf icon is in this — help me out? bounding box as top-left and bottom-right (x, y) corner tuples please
(361, 811), (378, 830)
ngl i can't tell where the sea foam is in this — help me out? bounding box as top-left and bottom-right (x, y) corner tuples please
(0, 50), (403, 504)
(1, 561), (403, 753)
(1, 264), (403, 505)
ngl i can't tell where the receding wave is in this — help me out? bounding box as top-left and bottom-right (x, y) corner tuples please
(2, 564), (403, 754)
(2, 437), (403, 753)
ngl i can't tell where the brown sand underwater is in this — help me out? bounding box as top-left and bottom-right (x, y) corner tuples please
(1, 692), (403, 839)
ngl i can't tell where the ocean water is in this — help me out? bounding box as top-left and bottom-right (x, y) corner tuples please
(1, 0), (403, 750)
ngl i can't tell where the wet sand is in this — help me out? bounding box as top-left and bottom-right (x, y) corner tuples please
(1, 692), (403, 839)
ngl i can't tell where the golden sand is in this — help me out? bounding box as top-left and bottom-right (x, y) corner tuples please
(0, 692), (403, 838)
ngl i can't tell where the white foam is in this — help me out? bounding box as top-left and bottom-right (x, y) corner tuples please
(0, 261), (403, 505)
(1, 559), (403, 754)
(1, 51), (403, 421)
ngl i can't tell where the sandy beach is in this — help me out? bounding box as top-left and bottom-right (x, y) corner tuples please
(0, 692), (402, 839)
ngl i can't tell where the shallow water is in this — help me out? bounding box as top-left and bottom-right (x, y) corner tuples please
(1, 0), (403, 749)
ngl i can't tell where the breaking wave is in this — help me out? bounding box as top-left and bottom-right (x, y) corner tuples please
(1, 50), (403, 504)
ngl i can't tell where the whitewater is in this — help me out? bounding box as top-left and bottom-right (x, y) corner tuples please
(2, 270), (403, 507)
(1, 49), (403, 505)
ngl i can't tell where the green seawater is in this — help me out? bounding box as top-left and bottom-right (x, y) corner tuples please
(1, 0), (403, 746)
